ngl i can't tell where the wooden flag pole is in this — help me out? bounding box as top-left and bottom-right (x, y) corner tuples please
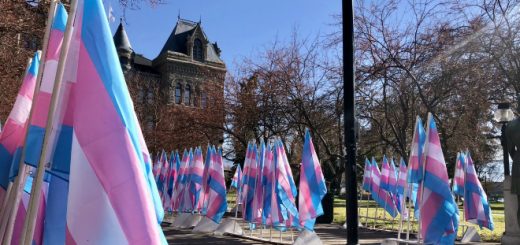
(405, 116), (420, 241)
(0, 57), (34, 242)
(397, 164), (406, 240)
(19, 0), (77, 244)
(1, 1), (60, 243)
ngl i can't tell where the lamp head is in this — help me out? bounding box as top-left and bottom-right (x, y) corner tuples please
(495, 102), (514, 123)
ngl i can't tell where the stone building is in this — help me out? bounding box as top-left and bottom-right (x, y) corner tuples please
(113, 18), (226, 152)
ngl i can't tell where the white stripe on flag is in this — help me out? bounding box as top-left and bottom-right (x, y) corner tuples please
(67, 132), (128, 244)
(9, 94), (32, 124)
(41, 60), (59, 93)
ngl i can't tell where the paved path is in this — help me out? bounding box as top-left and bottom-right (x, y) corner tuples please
(162, 217), (498, 244)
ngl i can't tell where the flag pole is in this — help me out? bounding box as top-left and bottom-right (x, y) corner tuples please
(397, 163), (405, 240)
(405, 116), (420, 241)
(19, 0), (77, 244)
(417, 113), (433, 244)
(0, 57), (35, 242)
(364, 189), (370, 227)
(1, 0), (58, 237)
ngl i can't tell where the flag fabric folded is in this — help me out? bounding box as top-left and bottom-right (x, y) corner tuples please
(172, 150), (189, 212)
(240, 143), (252, 208)
(201, 145), (212, 214)
(381, 156), (391, 192)
(242, 143), (258, 223)
(464, 152), (494, 231)
(190, 147), (204, 212)
(298, 130), (327, 231)
(396, 158), (408, 216)
(158, 150), (169, 202)
(24, 3), (67, 169)
(419, 114), (459, 244)
(275, 140), (299, 228)
(203, 146), (227, 223)
(396, 158), (407, 195)
(252, 141), (266, 223)
(231, 165), (242, 190)
(58, 0), (166, 243)
(362, 158), (372, 192)
(11, 173), (48, 245)
(370, 158), (398, 218)
(261, 144), (274, 225)
(452, 152), (465, 197)
(409, 117), (426, 183)
(0, 52), (39, 201)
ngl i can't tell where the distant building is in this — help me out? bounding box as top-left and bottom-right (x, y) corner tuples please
(113, 18), (226, 152)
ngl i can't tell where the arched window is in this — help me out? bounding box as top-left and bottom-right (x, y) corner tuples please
(201, 92), (207, 108)
(175, 83), (182, 104)
(193, 39), (204, 62)
(194, 88), (200, 107)
(184, 84), (191, 105)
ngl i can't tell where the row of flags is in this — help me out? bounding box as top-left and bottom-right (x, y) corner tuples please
(0, 1), (166, 244)
(362, 115), (494, 244)
(452, 151), (494, 231)
(230, 130), (327, 231)
(152, 146), (228, 224)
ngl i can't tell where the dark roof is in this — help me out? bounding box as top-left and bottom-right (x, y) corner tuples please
(159, 18), (224, 64)
(113, 21), (133, 53)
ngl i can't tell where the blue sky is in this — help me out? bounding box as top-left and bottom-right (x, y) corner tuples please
(106, 0), (341, 73)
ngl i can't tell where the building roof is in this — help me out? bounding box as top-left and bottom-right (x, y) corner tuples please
(159, 18), (224, 64)
(113, 21), (133, 53)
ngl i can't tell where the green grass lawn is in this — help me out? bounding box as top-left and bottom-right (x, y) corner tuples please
(333, 196), (505, 242)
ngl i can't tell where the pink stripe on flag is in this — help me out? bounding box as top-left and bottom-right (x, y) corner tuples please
(30, 93), (52, 128)
(71, 42), (161, 243)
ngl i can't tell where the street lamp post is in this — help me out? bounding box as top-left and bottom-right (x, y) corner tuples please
(494, 102), (514, 176)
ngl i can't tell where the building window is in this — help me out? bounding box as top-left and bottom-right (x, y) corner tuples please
(184, 84), (191, 105)
(175, 83), (182, 104)
(137, 90), (145, 103)
(147, 90), (154, 104)
(146, 116), (154, 130)
(193, 39), (204, 62)
(201, 92), (207, 108)
(194, 89), (199, 107)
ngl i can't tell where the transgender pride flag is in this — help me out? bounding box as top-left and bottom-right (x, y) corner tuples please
(231, 165), (242, 189)
(242, 143), (258, 223)
(188, 147), (204, 212)
(24, 3), (67, 169)
(0, 52), (39, 203)
(380, 156), (391, 192)
(261, 143), (274, 225)
(275, 140), (299, 228)
(203, 146), (227, 223)
(172, 150), (190, 211)
(464, 152), (494, 230)
(409, 117), (426, 183)
(419, 114), (459, 244)
(362, 158), (372, 192)
(56, 0), (166, 243)
(370, 158), (398, 218)
(452, 152), (465, 197)
(298, 130), (327, 231)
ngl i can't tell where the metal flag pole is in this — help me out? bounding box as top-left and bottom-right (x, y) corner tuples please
(19, 0), (77, 244)
(0, 57), (34, 242)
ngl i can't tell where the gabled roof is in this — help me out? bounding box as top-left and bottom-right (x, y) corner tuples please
(158, 18), (224, 64)
(113, 21), (133, 53)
